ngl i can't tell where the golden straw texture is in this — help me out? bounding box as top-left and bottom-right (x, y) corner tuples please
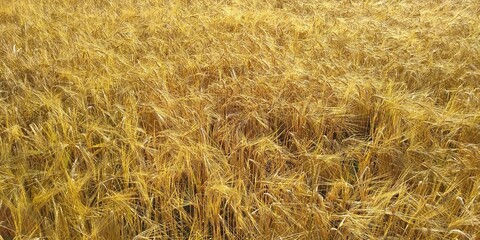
(1, 0), (479, 239)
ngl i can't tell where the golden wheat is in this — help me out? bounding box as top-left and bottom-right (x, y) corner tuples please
(0, 0), (479, 239)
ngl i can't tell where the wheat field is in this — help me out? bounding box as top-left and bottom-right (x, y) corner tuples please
(0, 0), (479, 239)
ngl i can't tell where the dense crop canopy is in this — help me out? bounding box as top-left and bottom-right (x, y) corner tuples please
(0, 0), (479, 239)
